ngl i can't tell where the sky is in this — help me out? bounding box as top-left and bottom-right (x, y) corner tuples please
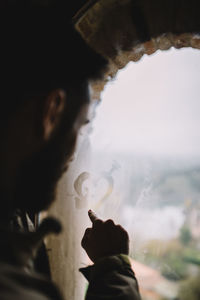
(89, 47), (200, 158)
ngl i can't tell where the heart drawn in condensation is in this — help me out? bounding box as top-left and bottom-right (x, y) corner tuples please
(73, 171), (114, 210)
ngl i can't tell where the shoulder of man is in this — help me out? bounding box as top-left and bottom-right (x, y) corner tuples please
(0, 261), (63, 300)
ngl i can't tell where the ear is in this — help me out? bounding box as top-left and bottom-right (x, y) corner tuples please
(43, 89), (66, 141)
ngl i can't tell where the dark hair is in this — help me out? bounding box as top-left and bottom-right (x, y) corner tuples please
(0, 2), (108, 114)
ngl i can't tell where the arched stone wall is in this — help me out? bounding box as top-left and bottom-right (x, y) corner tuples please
(74, 0), (200, 100)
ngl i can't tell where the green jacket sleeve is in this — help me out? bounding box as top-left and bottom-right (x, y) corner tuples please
(80, 254), (141, 300)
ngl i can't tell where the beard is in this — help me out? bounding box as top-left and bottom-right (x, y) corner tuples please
(14, 113), (78, 214)
(6, 82), (89, 217)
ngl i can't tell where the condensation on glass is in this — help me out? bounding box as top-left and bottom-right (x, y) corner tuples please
(73, 48), (200, 300)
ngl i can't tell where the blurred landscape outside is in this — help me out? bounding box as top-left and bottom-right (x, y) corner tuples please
(77, 48), (200, 300)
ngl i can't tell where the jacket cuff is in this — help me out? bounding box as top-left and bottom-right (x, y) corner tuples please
(79, 254), (135, 282)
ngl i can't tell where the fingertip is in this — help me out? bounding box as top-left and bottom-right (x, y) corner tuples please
(88, 209), (93, 216)
(88, 209), (98, 223)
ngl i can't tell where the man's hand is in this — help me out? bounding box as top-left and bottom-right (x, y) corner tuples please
(81, 210), (129, 263)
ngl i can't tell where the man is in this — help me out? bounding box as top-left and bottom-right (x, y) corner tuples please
(0, 2), (141, 299)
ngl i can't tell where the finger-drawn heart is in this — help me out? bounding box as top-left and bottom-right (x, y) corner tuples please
(73, 171), (114, 210)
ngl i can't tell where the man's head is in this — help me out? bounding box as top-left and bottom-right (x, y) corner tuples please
(0, 2), (108, 221)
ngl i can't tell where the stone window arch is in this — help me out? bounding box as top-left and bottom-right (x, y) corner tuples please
(74, 0), (200, 101)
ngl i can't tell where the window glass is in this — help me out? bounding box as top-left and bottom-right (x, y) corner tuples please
(86, 48), (200, 300)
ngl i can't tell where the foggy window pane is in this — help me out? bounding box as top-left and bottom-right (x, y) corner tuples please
(88, 48), (200, 300)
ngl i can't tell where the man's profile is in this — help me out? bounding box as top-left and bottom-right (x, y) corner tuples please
(0, 1), (141, 299)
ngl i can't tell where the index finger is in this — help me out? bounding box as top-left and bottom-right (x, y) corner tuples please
(88, 209), (100, 224)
